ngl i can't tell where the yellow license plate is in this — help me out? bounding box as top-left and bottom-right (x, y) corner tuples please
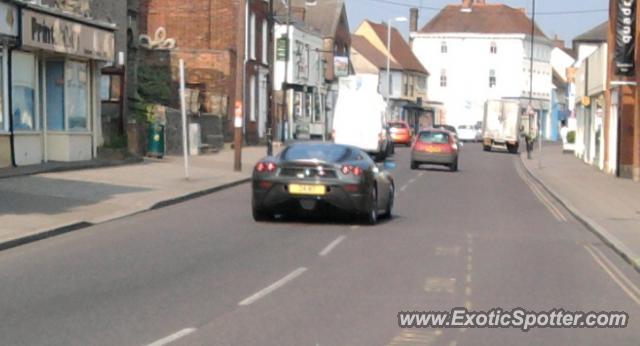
(289, 184), (326, 195)
(425, 146), (442, 153)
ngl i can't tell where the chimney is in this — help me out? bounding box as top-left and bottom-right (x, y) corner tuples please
(553, 34), (565, 49)
(410, 8), (418, 33)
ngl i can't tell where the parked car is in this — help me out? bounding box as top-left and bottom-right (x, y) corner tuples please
(252, 142), (395, 225)
(388, 121), (413, 146)
(410, 129), (460, 172)
(457, 125), (477, 142)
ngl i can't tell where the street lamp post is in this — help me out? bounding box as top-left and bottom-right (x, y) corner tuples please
(527, 0), (536, 161)
(386, 17), (407, 122)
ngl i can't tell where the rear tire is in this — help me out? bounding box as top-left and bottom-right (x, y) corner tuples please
(382, 184), (394, 219)
(410, 161), (418, 170)
(252, 207), (271, 222)
(483, 144), (491, 152)
(507, 143), (519, 154)
(362, 187), (378, 225)
(450, 159), (459, 172)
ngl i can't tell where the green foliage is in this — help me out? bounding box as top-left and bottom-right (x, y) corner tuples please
(137, 64), (172, 105)
(567, 131), (576, 144)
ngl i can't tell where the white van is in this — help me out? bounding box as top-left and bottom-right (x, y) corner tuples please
(332, 75), (389, 160)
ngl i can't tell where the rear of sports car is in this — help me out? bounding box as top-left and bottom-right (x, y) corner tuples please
(252, 160), (374, 220)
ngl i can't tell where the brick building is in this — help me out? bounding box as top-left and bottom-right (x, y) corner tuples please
(139, 0), (270, 145)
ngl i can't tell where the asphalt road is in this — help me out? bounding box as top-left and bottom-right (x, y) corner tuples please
(1, 144), (640, 345)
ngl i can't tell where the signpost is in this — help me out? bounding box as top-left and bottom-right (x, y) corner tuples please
(179, 59), (190, 180)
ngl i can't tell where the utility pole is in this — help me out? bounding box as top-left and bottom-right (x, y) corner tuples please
(527, 0), (536, 161)
(282, 0), (292, 141)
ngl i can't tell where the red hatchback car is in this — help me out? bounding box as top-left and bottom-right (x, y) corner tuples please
(388, 121), (413, 146)
(410, 129), (459, 171)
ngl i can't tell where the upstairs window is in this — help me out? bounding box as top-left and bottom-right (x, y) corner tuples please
(489, 69), (496, 88)
(440, 69), (447, 87)
(490, 41), (497, 54)
(440, 41), (448, 54)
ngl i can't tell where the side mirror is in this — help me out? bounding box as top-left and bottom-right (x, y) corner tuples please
(383, 161), (397, 171)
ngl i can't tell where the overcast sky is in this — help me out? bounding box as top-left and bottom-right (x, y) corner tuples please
(346, 0), (609, 47)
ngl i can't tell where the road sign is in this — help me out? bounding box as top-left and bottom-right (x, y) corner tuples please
(234, 101), (243, 128)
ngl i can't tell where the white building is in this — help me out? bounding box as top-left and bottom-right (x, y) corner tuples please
(410, 0), (553, 128)
(273, 23), (326, 140)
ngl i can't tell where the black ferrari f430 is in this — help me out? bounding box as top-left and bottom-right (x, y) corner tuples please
(252, 142), (395, 225)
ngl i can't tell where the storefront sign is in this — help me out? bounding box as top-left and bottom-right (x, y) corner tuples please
(21, 9), (115, 61)
(0, 2), (18, 37)
(334, 56), (349, 77)
(615, 0), (636, 76)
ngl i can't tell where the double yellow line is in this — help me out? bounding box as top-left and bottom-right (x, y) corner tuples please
(515, 162), (567, 222)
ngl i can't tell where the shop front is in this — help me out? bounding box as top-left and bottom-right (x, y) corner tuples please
(0, 1), (18, 168)
(11, 5), (114, 166)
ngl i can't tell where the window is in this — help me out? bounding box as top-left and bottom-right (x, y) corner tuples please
(100, 74), (121, 102)
(490, 42), (497, 54)
(0, 56), (4, 131)
(249, 74), (256, 121)
(46, 61), (65, 131)
(489, 69), (496, 88)
(440, 69), (447, 87)
(12, 51), (36, 131)
(249, 13), (256, 60)
(440, 41), (448, 54)
(262, 20), (268, 64)
(66, 61), (89, 130)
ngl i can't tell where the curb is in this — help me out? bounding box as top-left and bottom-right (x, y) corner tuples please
(519, 156), (640, 273)
(0, 177), (251, 252)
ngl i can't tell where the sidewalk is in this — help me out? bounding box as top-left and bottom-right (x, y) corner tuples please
(0, 147), (267, 249)
(521, 143), (640, 270)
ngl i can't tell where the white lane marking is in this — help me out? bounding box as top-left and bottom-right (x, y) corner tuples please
(350, 225), (360, 230)
(409, 178), (417, 184)
(418, 172), (425, 177)
(147, 328), (196, 346)
(319, 235), (347, 256)
(400, 184), (408, 192)
(238, 267), (307, 306)
(584, 245), (640, 306)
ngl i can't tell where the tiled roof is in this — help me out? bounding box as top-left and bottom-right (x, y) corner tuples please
(351, 35), (403, 70)
(419, 3), (548, 38)
(364, 20), (429, 74)
(274, 0), (348, 38)
(573, 21), (608, 43)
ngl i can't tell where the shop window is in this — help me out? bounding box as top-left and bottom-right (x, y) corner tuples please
(66, 61), (89, 131)
(314, 93), (322, 123)
(12, 52), (36, 131)
(46, 61), (65, 131)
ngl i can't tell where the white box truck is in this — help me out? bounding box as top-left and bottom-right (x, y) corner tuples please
(332, 75), (390, 160)
(482, 99), (521, 153)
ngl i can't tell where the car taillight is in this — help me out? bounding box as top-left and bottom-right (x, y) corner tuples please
(255, 162), (276, 173)
(341, 165), (362, 176)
